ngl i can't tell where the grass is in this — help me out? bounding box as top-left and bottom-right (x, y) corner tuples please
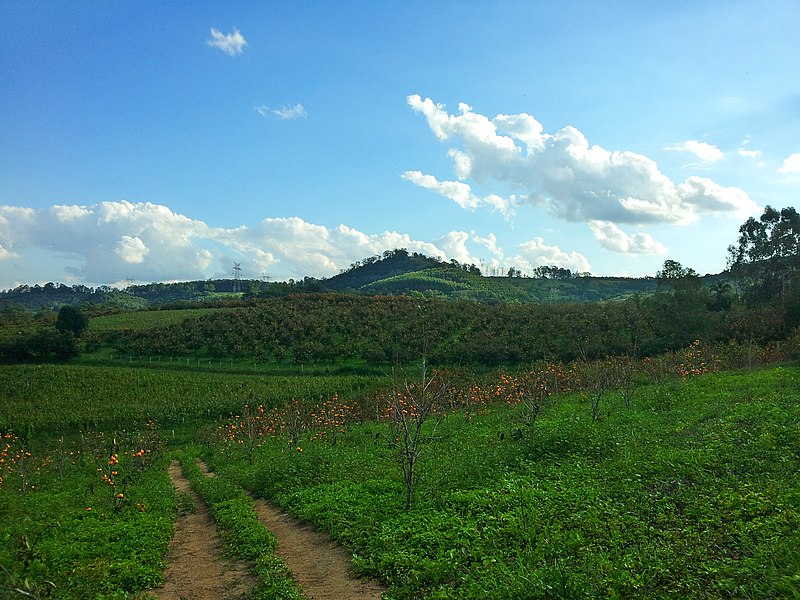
(0, 438), (175, 598)
(0, 364), (381, 437)
(210, 366), (800, 599)
(1, 360), (797, 598)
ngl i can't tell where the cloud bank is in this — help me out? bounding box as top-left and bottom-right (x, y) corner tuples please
(0, 201), (589, 288)
(404, 95), (759, 234)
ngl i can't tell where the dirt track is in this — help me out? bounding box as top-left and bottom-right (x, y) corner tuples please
(154, 460), (386, 599)
(252, 498), (386, 599)
(150, 461), (257, 599)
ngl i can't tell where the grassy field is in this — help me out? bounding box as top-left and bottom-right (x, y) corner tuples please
(1, 360), (798, 598)
(208, 366), (800, 599)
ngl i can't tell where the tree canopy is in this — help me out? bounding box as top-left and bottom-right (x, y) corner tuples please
(55, 305), (89, 337)
(727, 205), (800, 304)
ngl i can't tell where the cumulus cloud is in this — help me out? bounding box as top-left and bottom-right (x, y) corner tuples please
(405, 95), (758, 225)
(207, 27), (247, 56)
(0, 201), (475, 287)
(511, 237), (592, 274)
(778, 153), (800, 174)
(471, 232), (503, 258)
(401, 171), (513, 215)
(437, 231), (479, 265)
(588, 221), (667, 255)
(665, 140), (724, 162)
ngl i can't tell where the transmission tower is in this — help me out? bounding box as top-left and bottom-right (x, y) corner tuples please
(232, 262), (242, 293)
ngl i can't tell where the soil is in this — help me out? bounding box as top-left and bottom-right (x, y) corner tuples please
(149, 461), (258, 599)
(252, 498), (386, 600)
(153, 459), (386, 599)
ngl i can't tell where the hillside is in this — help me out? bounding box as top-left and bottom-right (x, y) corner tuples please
(316, 250), (658, 302)
(2, 250), (716, 311)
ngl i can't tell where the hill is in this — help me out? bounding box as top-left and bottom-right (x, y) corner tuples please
(2, 250), (713, 311)
(316, 250), (658, 302)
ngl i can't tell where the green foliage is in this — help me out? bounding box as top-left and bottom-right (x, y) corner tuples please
(89, 307), (222, 333)
(0, 364), (377, 436)
(55, 305), (89, 337)
(728, 205), (800, 305)
(0, 436), (174, 598)
(1, 325), (798, 598)
(213, 366), (800, 599)
(99, 291), (745, 367)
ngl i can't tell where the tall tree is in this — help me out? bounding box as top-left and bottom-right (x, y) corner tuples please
(727, 206), (800, 304)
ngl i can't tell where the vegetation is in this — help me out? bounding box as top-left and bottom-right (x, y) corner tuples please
(206, 361), (800, 599)
(1, 208), (798, 597)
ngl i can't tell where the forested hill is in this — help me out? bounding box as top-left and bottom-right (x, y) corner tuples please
(303, 249), (657, 303)
(2, 250), (666, 310)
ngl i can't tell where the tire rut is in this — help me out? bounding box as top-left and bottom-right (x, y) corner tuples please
(197, 460), (386, 600)
(150, 461), (257, 600)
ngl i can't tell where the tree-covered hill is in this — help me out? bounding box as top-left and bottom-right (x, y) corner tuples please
(1, 250), (660, 310)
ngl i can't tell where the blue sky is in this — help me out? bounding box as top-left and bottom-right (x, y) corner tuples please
(1, 1), (799, 289)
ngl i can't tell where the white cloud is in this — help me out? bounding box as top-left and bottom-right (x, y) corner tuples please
(665, 140), (724, 162)
(0, 243), (19, 260)
(588, 221), (667, 255)
(114, 235), (149, 264)
(438, 231), (478, 265)
(256, 103), (308, 120)
(273, 104), (307, 120)
(471, 232), (503, 258)
(512, 237), (591, 273)
(207, 27), (247, 56)
(778, 152), (800, 174)
(0, 201), (483, 287)
(738, 148), (763, 159)
(401, 171), (512, 215)
(406, 95), (757, 225)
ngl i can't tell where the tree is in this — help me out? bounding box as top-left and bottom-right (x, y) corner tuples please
(727, 205), (800, 305)
(55, 305), (89, 337)
(386, 359), (448, 510)
(655, 259), (699, 290)
(708, 281), (734, 312)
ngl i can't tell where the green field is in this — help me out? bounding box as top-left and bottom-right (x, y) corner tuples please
(1, 356), (798, 598)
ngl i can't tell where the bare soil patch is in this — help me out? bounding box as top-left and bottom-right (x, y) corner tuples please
(196, 459), (385, 600)
(253, 499), (386, 600)
(149, 461), (258, 600)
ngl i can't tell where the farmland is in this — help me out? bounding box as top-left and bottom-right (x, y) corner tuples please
(1, 243), (799, 598)
(1, 348), (798, 598)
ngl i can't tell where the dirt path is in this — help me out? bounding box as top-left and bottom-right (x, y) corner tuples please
(150, 461), (257, 600)
(196, 460), (386, 600)
(252, 499), (386, 600)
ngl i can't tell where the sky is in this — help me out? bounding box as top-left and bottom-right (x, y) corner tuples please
(1, 1), (799, 289)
